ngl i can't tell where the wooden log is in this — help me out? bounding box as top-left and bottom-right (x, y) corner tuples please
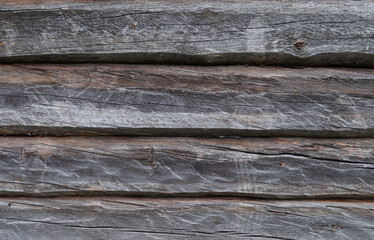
(0, 137), (373, 199)
(1, 197), (373, 239)
(0, 0), (374, 66)
(0, 64), (373, 137)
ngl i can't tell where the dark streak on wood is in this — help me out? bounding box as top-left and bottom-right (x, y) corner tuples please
(0, 64), (373, 137)
(1, 197), (374, 239)
(0, 137), (372, 199)
(0, 0), (373, 66)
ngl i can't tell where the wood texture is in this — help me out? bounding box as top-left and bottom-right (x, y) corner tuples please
(0, 0), (374, 66)
(0, 137), (372, 199)
(1, 197), (373, 239)
(0, 64), (373, 137)
(1, 1), (373, 237)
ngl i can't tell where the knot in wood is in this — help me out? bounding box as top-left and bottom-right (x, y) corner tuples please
(331, 224), (341, 231)
(149, 161), (158, 169)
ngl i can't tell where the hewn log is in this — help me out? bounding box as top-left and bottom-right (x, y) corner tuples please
(1, 197), (374, 239)
(0, 0), (373, 66)
(0, 137), (372, 198)
(0, 64), (373, 137)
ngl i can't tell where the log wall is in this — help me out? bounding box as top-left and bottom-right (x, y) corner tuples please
(0, 1), (373, 239)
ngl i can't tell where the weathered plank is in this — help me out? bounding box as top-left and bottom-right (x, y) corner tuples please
(0, 137), (373, 198)
(1, 197), (373, 239)
(0, 0), (374, 66)
(0, 64), (373, 137)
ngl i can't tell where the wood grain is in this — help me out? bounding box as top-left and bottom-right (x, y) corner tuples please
(0, 64), (373, 137)
(0, 137), (372, 198)
(0, 0), (373, 66)
(1, 197), (374, 239)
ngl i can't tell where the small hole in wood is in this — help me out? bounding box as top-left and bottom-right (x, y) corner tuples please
(294, 40), (305, 50)
(130, 25), (135, 29)
(280, 162), (285, 167)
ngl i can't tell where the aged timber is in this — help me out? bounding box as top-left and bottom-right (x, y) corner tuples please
(0, 0), (374, 66)
(0, 137), (372, 198)
(1, 197), (374, 239)
(0, 64), (373, 137)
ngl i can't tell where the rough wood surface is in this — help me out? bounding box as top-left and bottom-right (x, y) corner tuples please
(0, 137), (372, 199)
(0, 0), (373, 66)
(0, 197), (373, 239)
(0, 64), (373, 137)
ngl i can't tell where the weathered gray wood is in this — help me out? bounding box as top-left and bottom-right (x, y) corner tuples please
(0, 64), (373, 137)
(0, 0), (373, 66)
(0, 137), (373, 198)
(1, 197), (373, 239)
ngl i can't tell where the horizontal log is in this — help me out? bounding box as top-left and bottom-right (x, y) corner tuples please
(1, 197), (373, 239)
(0, 1), (374, 66)
(0, 64), (373, 137)
(0, 137), (373, 198)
